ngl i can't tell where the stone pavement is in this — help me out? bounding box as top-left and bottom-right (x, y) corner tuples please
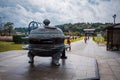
(0, 50), (99, 80)
(67, 37), (120, 80)
(0, 37), (120, 80)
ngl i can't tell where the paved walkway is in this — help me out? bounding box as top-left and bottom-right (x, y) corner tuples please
(67, 37), (120, 80)
(0, 37), (120, 80)
(0, 51), (98, 80)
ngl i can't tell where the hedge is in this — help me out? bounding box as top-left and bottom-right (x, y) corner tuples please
(13, 35), (26, 44)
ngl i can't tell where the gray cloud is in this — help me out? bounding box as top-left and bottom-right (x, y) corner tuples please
(0, 0), (120, 27)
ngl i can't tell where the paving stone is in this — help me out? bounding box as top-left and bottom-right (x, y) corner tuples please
(107, 61), (120, 66)
(1, 38), (120, 80)
(113, 71), (120, 80)
(0, 50), (99, 80)
(100, 74), (117, 80)
(98, 63), (110, 68)
(70, 38), (120, 80)
(99, 68), (114, 75)
(110, 66), (120, 72)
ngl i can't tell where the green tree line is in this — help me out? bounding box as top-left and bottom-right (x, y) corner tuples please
(0, 22), (14, 36)
(56, 22), (114, 36)
(0, 21), (115, 36)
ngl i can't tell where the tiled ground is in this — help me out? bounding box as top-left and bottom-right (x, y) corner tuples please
(0, 37), (120, 80)
(0, 50), (99, 80)
(67, 37), (120, 80)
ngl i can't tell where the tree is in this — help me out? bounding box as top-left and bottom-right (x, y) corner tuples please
(4, 22), (14, 36)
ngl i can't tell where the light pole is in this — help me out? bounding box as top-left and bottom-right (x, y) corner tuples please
(113, 14), (116, 24)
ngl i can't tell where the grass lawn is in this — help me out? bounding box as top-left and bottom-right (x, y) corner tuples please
(93, 36), (106, 44)
(0, 41), (23, 52)
(0, 36), (84, 52)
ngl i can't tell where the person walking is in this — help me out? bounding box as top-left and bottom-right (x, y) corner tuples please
(66, 37), (71, 51)
(84, 36), (87, 43)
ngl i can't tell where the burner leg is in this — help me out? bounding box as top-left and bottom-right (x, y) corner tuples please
(28, 51), (34, 64)
(61, 48), (67, 59)
(52, 52), (61, 66)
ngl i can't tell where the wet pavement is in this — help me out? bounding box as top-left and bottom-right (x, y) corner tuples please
(0, 50), (99, 80)
(68, 37), (120, 80)
(0, 37), (120, 80)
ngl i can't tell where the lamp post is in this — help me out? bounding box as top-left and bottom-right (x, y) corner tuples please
(113, 14), (116, 24)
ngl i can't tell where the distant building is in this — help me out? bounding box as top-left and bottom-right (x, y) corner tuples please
(105, 24), (120, 51)
(83, 29), (95, 36)
(15, 32), (25, 35)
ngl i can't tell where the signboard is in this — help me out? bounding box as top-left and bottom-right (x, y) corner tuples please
(97, 34), (102, 39)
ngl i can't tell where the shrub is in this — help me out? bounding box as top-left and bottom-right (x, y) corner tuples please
(103, 34), (107, 41)
(0, 36), (13, 42)
(93, 36), (106, 44)
(13, 35), (26, 44)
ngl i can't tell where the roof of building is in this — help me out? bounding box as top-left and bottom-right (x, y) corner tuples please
(105, 24), (120, 30)
(83, 29), (95, 31)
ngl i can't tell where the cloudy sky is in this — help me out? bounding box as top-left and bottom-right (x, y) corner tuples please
(0, 0), (120, 27)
